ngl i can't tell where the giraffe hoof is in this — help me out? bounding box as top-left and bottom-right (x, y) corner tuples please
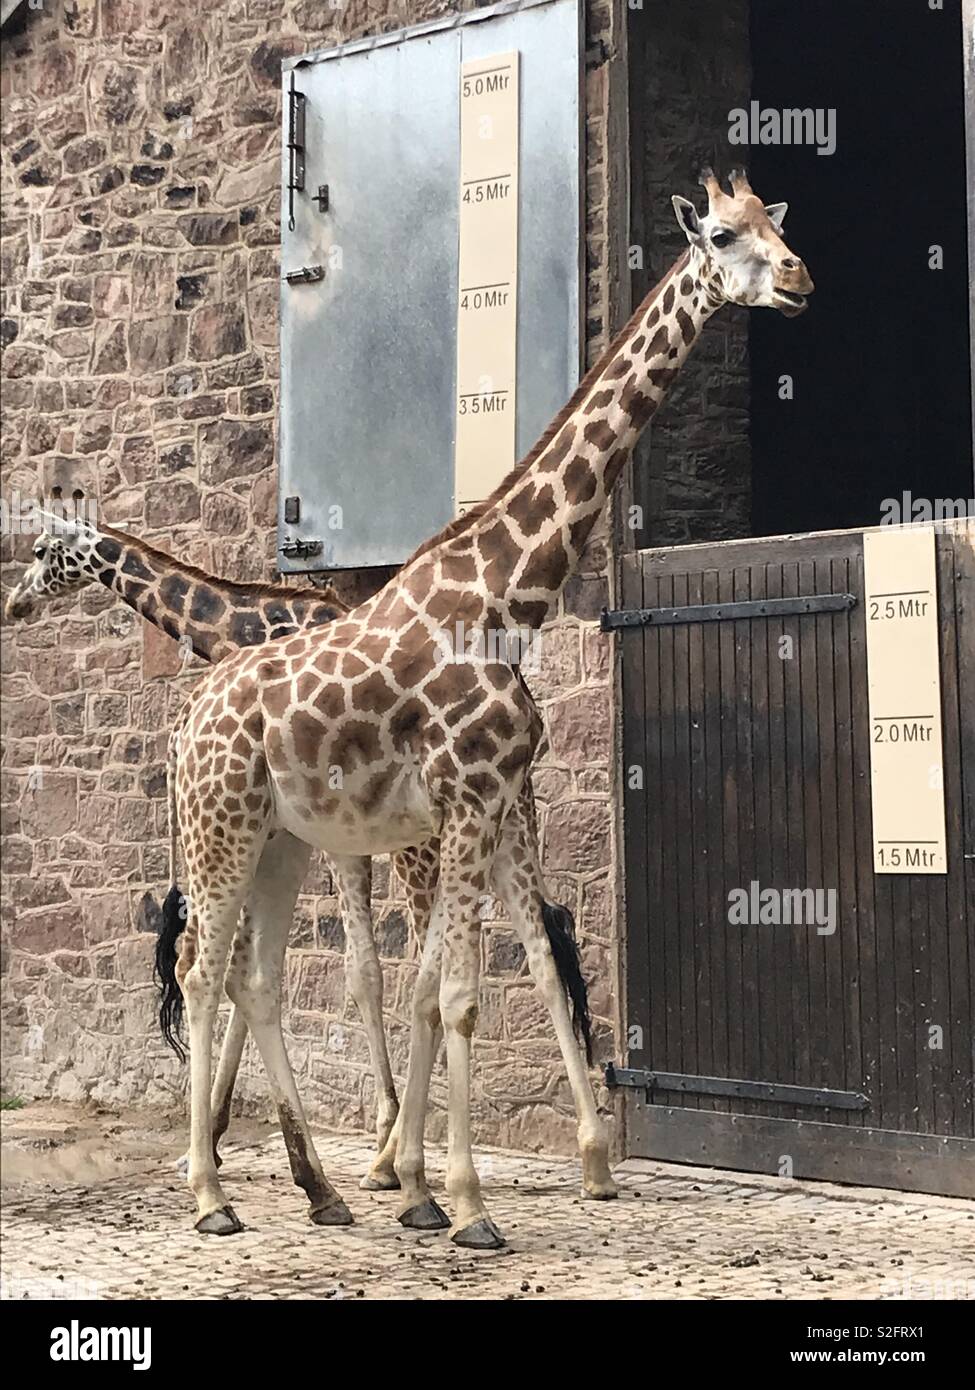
(451, 1218), (506, 1250)
(195, 1205), (244, 1236)
(398, 1198), (450, 1231)
(360, 1170), (401, 1191)
(309, 1198), (354, 1227)
(582, 1179), (619, 1201)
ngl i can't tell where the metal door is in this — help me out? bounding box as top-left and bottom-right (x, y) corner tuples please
(278, 0), (583, 571)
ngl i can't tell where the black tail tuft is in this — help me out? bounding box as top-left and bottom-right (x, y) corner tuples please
(542, 900), (594, 1066)
(155, 885), (187, 1062)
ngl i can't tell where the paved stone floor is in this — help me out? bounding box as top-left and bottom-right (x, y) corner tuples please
(2, 1124), (972, 1300)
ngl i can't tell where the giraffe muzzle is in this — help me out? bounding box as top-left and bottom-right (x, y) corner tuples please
(773, 261), (814, 316)
(772, 288), (810, 317)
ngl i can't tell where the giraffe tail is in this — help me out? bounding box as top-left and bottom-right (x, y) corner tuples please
(542, 901), (594, 1066)
(155, 886), (188, 1062)
(155, 719), (188, 1061)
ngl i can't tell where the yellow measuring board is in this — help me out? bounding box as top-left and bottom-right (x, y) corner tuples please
(863, 527), (947, 873)
(454, 51), (520, 512)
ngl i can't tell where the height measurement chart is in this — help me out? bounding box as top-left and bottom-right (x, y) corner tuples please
(863, 527), (947, 873)
(454, 51), (520, 511)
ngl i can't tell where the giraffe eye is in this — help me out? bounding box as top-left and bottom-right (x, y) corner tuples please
(33, 546), (46, 560)
(710, 229), (735, 248)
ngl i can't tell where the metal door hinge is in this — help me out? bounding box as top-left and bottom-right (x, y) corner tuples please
(605, 1063), (870, 1111)
(600, 592), (857, 633)
(285, 264), (324, 286)
(287, 72), (306, 230)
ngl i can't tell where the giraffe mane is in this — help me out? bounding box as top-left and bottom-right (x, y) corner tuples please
(402, 250), (691, 566)
(96, 522), (351, 613)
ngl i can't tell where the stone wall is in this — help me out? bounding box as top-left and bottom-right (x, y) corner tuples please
(0, 0), (627, 1155)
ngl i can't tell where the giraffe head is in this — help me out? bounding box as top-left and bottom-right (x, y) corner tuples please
(672, 168), (814, 316)
(4, 513), (100, 620)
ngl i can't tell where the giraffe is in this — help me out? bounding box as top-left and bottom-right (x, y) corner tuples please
(160, 170), (813, 1244)
(3, 515), (600, 1188)
(2, 519), (405, 1158)
(3, 514), (347, 657)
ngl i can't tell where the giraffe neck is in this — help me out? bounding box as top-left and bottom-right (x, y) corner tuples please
(90, 527), (346, 663)
(391, 247), (722, 634)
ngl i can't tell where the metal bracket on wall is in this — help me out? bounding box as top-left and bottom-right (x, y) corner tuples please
(605, 1064), (870, 1112)
(600, 592), (857, 633)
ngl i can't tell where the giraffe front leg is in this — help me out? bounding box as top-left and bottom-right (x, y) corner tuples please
(437, 814), (505, 1250)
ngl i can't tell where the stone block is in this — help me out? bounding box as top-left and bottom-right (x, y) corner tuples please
(128, 315), (187, 374)
(10, 902), (85, 955)
(544, 800), (610, 874)
(188, 303), (247, 361)
(199, 417), (273, 484)
(545, 689), (611, 768)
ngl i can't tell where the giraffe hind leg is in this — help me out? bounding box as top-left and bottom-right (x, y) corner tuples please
(364, 840), (443, 1191)
(332, 854), (400, 1168)
(178, 892), (246, 1234)
(175, 1001), (247, 1177)
(223, 831), (352, 1226)
(492, 800), (617, 1201)
(209, 1002), (248, 1164)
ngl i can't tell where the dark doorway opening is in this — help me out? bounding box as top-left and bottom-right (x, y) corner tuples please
(748, 0), (973, 536)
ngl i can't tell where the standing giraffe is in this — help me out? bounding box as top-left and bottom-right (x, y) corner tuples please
(4, 516), (598, 1186)
(161, 171), (813, 1244)
(1, 524), (411, 1152)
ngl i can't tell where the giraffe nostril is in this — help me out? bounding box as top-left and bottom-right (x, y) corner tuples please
(781, 257), (799, 270)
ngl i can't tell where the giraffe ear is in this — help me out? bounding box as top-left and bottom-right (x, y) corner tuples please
(672, 195), (703, 245)
(765, 202), (788, 231)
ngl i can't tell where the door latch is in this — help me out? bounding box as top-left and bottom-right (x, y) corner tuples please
(284, 265), (324, 286)
(281, 538), (323, 560)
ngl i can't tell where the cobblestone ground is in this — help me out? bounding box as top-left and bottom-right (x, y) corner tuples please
(2, 1128), (972, 1301)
